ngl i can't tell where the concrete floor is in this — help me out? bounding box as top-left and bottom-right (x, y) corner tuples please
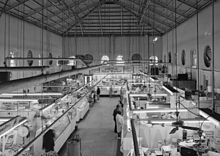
(59, 97), (121, 156)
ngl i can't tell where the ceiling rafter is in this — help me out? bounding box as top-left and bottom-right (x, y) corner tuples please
(6, 9), (61, 35)
(10, 0), (62, 33)
(4, 0), (30, 12)
(120, 6), (123, 35)
(62, 1), (103, 35)
(128, 0), (177, 24)
(51, 0), (93, 27)
(115, 1), (164, 35)
(60, 0), (84, 36)
(98, 6), (103, 35)
(46, 0), (87, 21)
(47, 0), (75, 25)
(150, 0), (188, 19)
(177, 0), (197, 10)
(123, 1), (172, 29)
(0, 0), (9, 17)
(29, 0), (69, 29)
(23, 1), (53, 18)
(138, 0), (149, 24)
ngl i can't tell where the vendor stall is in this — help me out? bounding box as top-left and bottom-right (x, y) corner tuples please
(120, 78), (220, 156)
(0, 116), (28, 156)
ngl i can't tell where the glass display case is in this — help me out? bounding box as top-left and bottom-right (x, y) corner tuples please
(0, 116), (28, 156)
(97, 75), (129, 96)
(14, 78), (101, 156)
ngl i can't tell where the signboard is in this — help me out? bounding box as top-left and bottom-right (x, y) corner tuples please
(100, 66), (123, 73)
(90, 68), (100, 74)
(124, 66), (133, 73)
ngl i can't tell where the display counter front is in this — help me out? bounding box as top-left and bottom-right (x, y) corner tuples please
(15, 76), (104, 156)
(0, 116), (28, 156)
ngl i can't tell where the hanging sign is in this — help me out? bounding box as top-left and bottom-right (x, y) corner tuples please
(124, 66), (133, 73)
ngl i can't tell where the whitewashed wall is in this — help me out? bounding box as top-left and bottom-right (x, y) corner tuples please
(0, 13), (62, 80)
(162, 0), (220, 88)
(63, 35), (163, 63)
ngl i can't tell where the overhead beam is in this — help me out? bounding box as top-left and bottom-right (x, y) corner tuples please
(46, 0), (87, 21)
(61, 0), (84, 36)
(72, 23), (144, 29)
(4, 0), (30, 12)
(69, 28), (152, 31)
(115, 1), (163, 35)
(0, 64), (103, 94)
(150, 0), (188, 19)
(139, 0), (148, 24)
(23, 1), (53, 19)
(62, 2), (103, 35)
(0, 66), (49, 71)
(47, 0), (76, 26)
(5, 10), (62, 35)
(5, 57), (82, 60)
(26, 0), (68, 28)
(66, 32), (158, 37)
(177, 0), (197, 10)
(128, 0), (177, 24)
(98, 6), (103, 35)
(56, 1), (101, 29)
(0, 0), (9, 17)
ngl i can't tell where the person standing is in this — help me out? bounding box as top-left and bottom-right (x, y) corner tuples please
(109, 85), (113, 97)
(96, 86), (101, 100)
(116, 111), (124, 138)
(42, 129), (58, 156)
(113, 105), (120, 133)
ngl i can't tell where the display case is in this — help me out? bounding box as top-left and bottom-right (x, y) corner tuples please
(0, 116), (28, 156)
(14, 78), (101, 156)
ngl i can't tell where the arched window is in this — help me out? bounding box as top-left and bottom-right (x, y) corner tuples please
(204, 45), (211, 68)
(9, 52), (16, 67)
(116, 55), (124, 64)
(190, 50), (197, 68)
(181, 50), (185, 65)
(84, 54), (93, 65)
(149, 56), (158, 66)
(131, 53), (142, 63)
(101, 55), (109, 64)
(38, 54), (42, 66)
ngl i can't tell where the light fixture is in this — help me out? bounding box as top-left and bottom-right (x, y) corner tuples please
(150, 119), (208, 124)
(1, 93), (62, 96)
(0, 99), (38, 102)
(153, 37), (158, 42)
(199, 109), (220, 127)
(132, 108), (188, 114)
(130, 93), (167, 97)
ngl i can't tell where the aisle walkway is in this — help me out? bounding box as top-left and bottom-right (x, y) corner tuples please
(59, 97), (120, 156)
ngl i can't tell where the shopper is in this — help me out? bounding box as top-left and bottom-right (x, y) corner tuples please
(96, 86), (101, 100)
(109, 85), (113, 97)
(91, 90), (96, 103)
(118, 100), (123, 114)
(42, 129), (58, 156)
(113, 105), (120, 133)
(116, 111), (124, 139)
